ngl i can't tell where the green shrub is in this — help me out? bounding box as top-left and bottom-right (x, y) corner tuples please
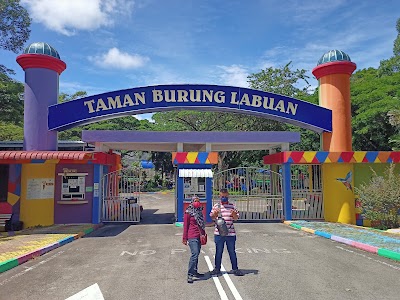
(355, 164), (400, 229)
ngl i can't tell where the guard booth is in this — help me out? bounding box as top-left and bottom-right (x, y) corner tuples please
(173, 152), (218, 223)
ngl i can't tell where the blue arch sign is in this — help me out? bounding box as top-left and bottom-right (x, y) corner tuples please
(48, 84), (332, 132)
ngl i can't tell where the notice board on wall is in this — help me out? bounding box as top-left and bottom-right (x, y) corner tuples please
(27, 178), (55, 199)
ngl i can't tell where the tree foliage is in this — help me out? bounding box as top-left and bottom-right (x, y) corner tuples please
(0, 0), (31, 76)
(0, 73), (23, 125)
(378, 18), (400, 76)
(247, 61), (311, 99)
(351, 68), (400, 150)
(355, 164), (400, 229)
(151, 62), (319, 169)
(0, 120), (23, 140)
(0, 0), (28, 141)
(0, 0), (30, 53)
(57, 91), (154, 140)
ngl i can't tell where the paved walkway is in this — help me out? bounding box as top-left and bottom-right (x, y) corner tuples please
(1, 220), (399, 274)
(284, 220), (400, 261)
(0, 224), (102, 273)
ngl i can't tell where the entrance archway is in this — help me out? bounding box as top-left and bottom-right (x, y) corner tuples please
(48, 84), (332, 134)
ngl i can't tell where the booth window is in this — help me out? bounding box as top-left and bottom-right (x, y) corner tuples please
(58, 173), (87, 200)
(183, 177), (206, 200)
(0, 165), (9, 202)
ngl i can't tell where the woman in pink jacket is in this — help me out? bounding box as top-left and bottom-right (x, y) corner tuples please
(182, 196), (206, 283)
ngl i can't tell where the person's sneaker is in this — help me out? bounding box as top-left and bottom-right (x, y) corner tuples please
(187, 275), (194, 283)
(193, 272), (204, 277)
(233, 269), (244, 276)
(210, 268), (222, 276)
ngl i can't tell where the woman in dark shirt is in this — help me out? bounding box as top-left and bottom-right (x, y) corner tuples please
(182, 196), (206, 283)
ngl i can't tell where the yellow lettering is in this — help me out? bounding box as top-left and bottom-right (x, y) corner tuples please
(165, 90), (176, 102)
(263, 97), (274, 109)
(123, 94), (135, 107)
(239, 93), (251, 106)
(230, 92), (239, 104)
(286, 102), (298, 115)
(274, 100), (286, 112)
(84, 100), (95, 113)
(189, 90), (201, 102)
(96, 98), (109, 112)
(251, 95), (262, 107)
(214, 91), (225, 103)
(134, 92), (145, 105)
(202, 90), (213, 102)
(177, 90), (189, 102)
(152, 90), (163, 102)
(107, 96), (122, 109)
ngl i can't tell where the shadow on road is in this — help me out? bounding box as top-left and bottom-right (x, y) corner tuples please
(84, 224), (131, 237)
(192, 269), (259, 282)
(140, 209), (175, 224)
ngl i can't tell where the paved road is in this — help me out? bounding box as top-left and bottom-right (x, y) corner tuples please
(1, 193), (400, 300)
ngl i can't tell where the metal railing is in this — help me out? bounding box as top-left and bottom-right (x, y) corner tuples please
(291, 165), (324, 220)
(213, 167), (283, 220)
(102, 168), (141, 222)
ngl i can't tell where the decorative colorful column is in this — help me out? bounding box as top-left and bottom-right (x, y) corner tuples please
(16, 42), (66, 151)
(172, 152), (218, 224)
(312, 50), (356, 152)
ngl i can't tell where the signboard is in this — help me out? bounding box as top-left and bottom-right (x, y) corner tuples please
(48, 84), (332, 133)
(27, 178), (54, 199)
(61, 175), (86, 200)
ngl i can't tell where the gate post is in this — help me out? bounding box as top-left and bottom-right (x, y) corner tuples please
(205, 177), (213, 223)
(282, 163), (292, 220)
(92, 164), (101, 224)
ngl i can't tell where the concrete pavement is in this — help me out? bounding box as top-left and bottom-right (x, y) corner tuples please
(0, 223), (103, 273)
(284, 220), (400, 261)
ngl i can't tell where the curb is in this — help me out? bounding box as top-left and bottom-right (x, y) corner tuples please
(175, 222), (183, 227)
(0, 223), (103, 274)
(284, 221), (400, 262)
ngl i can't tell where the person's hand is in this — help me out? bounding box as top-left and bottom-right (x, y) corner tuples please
(231, 209), (239, 220)
(211, 209), (219, 219)
(182, 239), (188, 245)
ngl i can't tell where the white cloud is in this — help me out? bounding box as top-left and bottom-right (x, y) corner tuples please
(59, 81), (107, 96)
(134, 113), (154, 122)
(217, 65), (249, 88)
(21, 0), (133, 36)
(89, 48), (149, 69)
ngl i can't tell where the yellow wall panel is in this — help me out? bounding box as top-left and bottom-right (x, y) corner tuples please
(20, 164), (55, 228)
(322, 163), (355, 224)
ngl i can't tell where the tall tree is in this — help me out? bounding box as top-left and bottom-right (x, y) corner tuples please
(0, 0), (29, 141)
(0, 121), (23, 140)
(0, 73), (23, 125)
(152, 62), (318, 169)
(381, 17), (400, 149)
(58, 91), (154, 140)
(59, 91), (88, 103)
(351, 68), (400, 150)
(0, 0), (31, 76)
(378, 18), (400, 76)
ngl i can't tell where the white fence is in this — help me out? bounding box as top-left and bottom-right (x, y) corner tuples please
(213, 167), (284, 221)
(213, 165), (324, 221)
(291, 165), (324, 220)
(102, 168), (141, 222)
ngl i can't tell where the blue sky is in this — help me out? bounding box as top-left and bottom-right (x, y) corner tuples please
(2, 0), (400, 121)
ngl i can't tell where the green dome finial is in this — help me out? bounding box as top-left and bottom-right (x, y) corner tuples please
(317, 50), (351, 65)
(24, 42), (61, 59)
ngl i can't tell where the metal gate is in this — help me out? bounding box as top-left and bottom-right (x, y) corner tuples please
(213, 167), (283, 220)
(102, 168), (141, 222)
(291, 164), (324, 220)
